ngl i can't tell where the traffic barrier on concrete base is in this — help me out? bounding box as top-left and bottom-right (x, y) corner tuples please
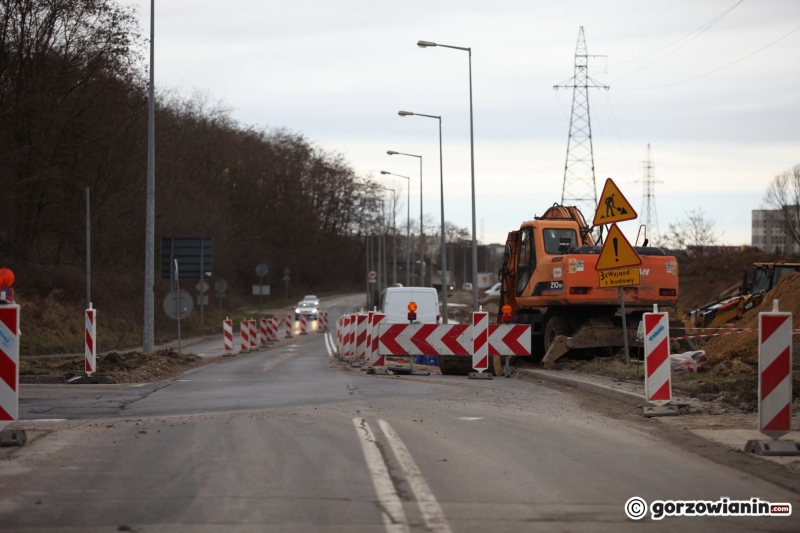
(758, 300), (792, 436)
(223, 319), (234, 355)
(260, 318), (269, 346)
(644, 310), (672, 404)
(240, 320), (250, 352)
(271, 317), (279, 343)
(285, 314), (293, 338)
(85, 304), (97, 376)
(745, 299), (799, 456)
(322, 310), (328, 331)
(0, 304), (20, 429)
(300, 313), (308, 335)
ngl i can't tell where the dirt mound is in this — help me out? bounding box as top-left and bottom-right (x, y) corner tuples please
(21, 350), (209, 383)
(678, 248), (800, 310)
(702, 271), (800, 367)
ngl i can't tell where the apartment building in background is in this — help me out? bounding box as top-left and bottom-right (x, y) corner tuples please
(752, 209), (800, 254)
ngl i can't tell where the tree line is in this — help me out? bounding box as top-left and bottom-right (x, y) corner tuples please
(0, 0), (383, 292)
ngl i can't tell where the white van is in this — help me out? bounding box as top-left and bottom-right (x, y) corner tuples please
(380, 287), (440, 324)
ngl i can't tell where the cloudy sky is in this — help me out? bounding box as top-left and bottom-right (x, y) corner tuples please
(126, 0), (800, 245)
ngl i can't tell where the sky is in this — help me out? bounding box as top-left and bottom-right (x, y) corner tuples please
(126, 0), (800, 246)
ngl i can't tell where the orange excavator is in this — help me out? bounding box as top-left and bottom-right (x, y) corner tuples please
(497, 205), (679, 365)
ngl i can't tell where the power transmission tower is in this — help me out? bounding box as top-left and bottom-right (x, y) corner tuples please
(635, 143), (662, 241)
(554, 27), (609, 218)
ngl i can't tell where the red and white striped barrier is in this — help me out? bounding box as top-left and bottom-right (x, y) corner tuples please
(260, 318), (269, 346)
(300, 313), (308, 336)
(240, 320), (250, 352)
(271, 317), (279, 343)
(644, 310), (672, 404)
(322, 310), (328, 331)
(285, 314), (293, 338)
(252, 319), (260, 350)
(85, 305), (97, 376)
(345, 315), (354, 358)
(355, 314), (368, 362)
(488, 324), (531, 356)
(223, 319), (233, 354)
(758, 300), (792, 436)
(472, 311), (489, 372)
(368, 312), (387, 367)
(0, 304), (20, 428)
(377, 321), (531, 358)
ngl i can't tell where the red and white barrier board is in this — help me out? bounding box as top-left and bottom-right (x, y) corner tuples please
(286, 314), (293, 338)
(271, 317), (279, 342)
(377, 322), (532, 358)
(472, 312), (489, 372)
(85, 305), (97, 376)
(368, 312), (387, 366)
(758, 301), (793, 437)
(644, 311), (672, 405)
(300, 313), (308, 335)
(260, 318), (269, 346)
(0, 304), (20, 428)
(240, 320), (250, 352)
(223, 319), (233, 354)
(488, 324), (531, 356)
(355, 314), (368, 361)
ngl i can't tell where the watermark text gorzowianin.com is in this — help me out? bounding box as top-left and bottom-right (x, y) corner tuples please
(624, 497), (792, 520)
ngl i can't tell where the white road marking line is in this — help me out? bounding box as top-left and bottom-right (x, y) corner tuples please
(324, 333), (334, 357)
(378, 420), (453, 533)
(352, 418), (409, 533)
(19, 418), (66, 423)
(457, 417), (484, 421)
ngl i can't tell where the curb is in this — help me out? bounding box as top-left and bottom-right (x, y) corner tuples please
(518, 368), (644, 406)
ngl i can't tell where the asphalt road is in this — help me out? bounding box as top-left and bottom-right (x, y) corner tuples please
(1, 293), (798, 532)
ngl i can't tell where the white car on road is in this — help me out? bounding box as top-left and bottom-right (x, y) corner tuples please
(484, 282), (502, 297)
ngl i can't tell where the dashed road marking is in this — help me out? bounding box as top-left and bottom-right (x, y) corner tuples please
(353, 418), (409, 533)
(457, 417), (484, 421)
(378, 419), (453, 533)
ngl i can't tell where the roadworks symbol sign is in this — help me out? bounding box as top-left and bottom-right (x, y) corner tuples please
(593, 178), (638, 226)
(596, 224), (642, 271)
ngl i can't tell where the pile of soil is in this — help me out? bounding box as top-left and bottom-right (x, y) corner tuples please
(21, 350), (209, 384)
(703, 272), (800, 366)
(678, 248), (800, 310)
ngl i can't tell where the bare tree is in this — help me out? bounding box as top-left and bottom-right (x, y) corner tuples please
(764, 164), (800, 248)
(664, 208), (722, 254)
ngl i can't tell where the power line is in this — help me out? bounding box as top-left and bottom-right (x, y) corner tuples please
(610, 0), (745, 81)
(609, 0), (745, 68)
(618, 24), (800, 90)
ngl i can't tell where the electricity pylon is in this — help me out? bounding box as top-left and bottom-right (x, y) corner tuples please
(554, 27), (609, 218)
(635, 143), (662, 242)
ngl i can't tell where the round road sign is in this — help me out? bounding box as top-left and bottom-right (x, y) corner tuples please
(255, 263), (268, 277)
(214, 279), (228, 292)
(163, 290), (194, 319)
(368, 269), (378, 282)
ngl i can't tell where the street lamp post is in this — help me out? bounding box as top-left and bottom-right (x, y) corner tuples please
(381, 170), (410, 287)
(371, 184), (397, 286)
(397, 111), (448, 324)
(417, 40), (478, 311)
(385, 153), (422, 286)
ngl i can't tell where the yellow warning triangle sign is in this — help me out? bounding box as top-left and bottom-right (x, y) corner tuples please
(593, 178), (637, 226)
(596, 224), (642, 271)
